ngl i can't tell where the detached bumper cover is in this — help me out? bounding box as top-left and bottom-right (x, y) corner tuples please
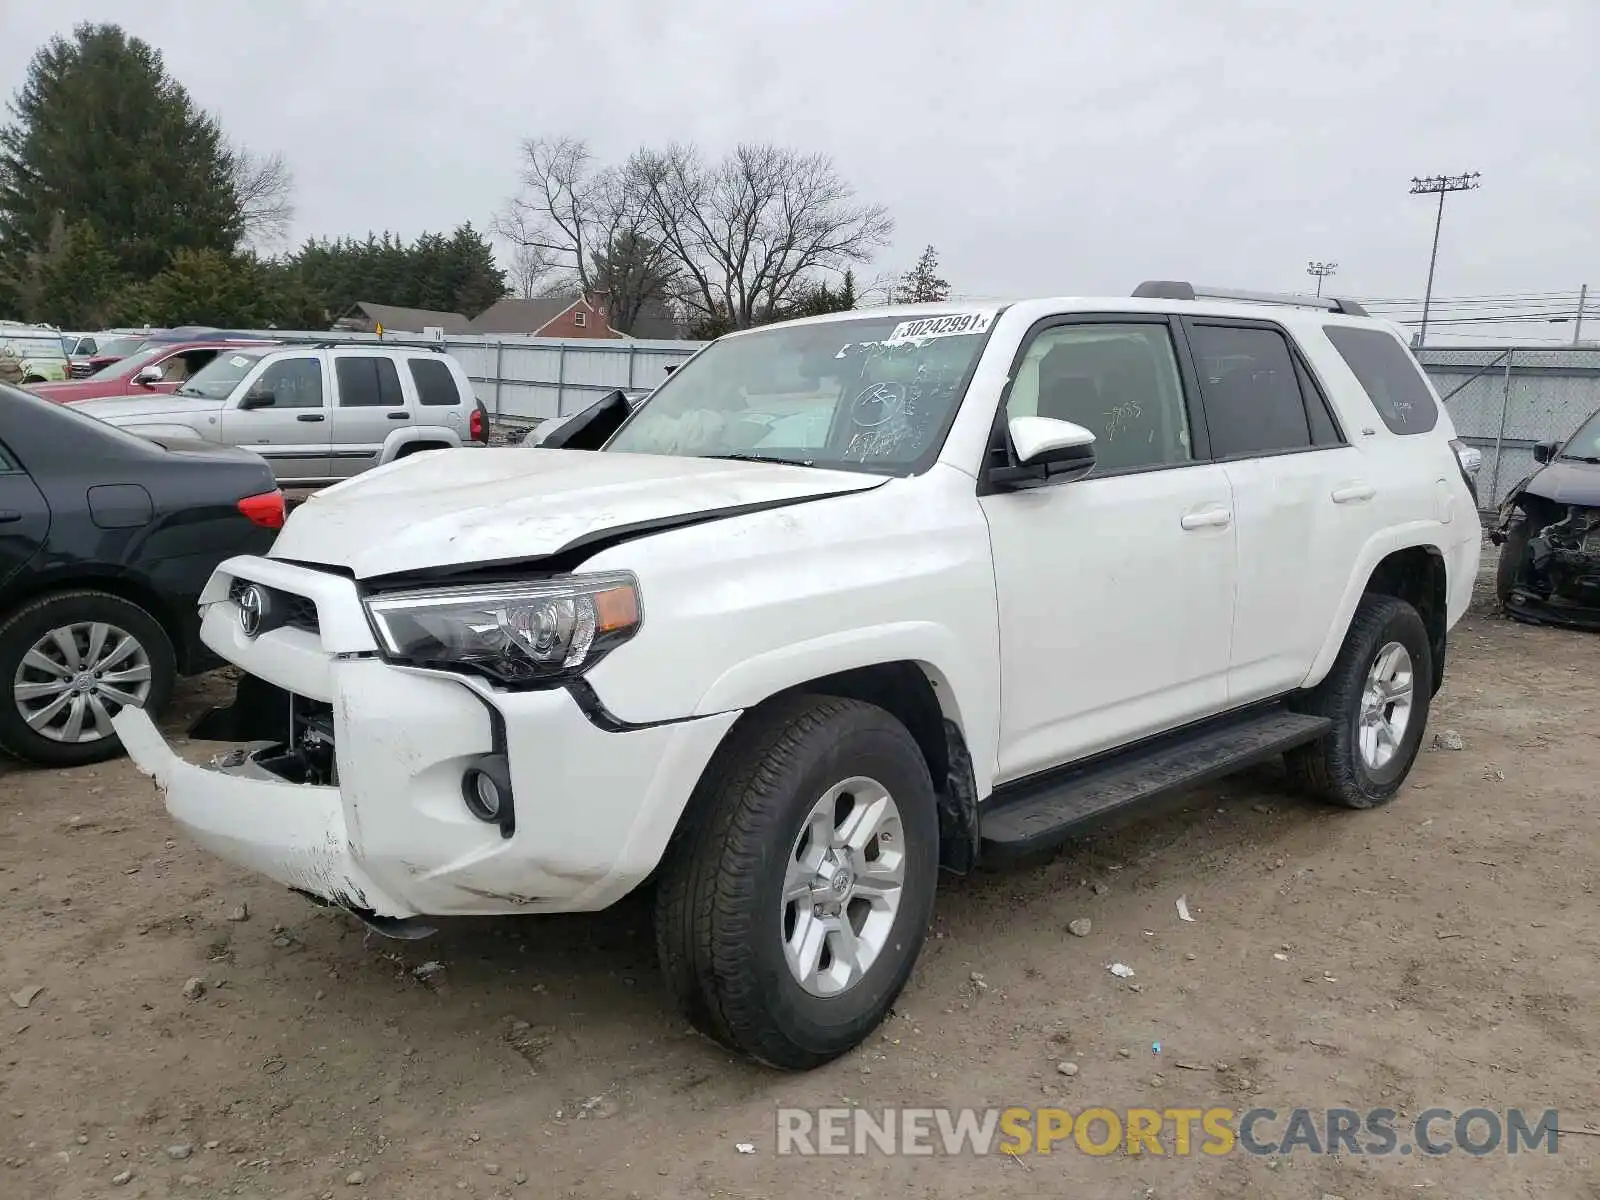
(114, 706), (404, 914)
(112, 670), (741, 919)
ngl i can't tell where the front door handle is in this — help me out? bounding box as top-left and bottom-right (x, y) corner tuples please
(296, 413), (325, 423)
(387, 411), (411, 420)
(0, 510), (21, 523)
(1181, 506), (1232, 530)
(1332, 482), (1376, 504)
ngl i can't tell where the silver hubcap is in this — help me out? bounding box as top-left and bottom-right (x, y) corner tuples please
(13, 622), (152, 744)
(1358, 640), (1414, 771)
(781, 776), (905, 997)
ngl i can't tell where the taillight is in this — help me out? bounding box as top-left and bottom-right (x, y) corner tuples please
(469, 406), (486, 443)
(237, 489), (285, 530)
(1449, 438), (1481, 507)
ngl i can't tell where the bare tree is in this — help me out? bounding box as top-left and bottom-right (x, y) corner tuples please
(229, 146), (295, 250)
(497, 137), (680, 332)
(632, 143), (893, 330)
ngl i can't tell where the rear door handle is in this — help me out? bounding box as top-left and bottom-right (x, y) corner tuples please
(1332, 482), (1376, 504)
(387, 411), (411, 420)
(1181, 505), (1232, 530)
(296, 413), (325, 423)
(0, 510), (21, 523)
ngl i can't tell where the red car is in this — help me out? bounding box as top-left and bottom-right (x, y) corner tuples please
(30, 339), (279, 404)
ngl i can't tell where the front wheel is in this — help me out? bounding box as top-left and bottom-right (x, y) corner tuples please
(0, 590), (176, 767)
(1287, 593), (1433, 809)
(653, 695), (939, 1069)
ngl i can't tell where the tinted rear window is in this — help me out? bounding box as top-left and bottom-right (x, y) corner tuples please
(1324, 326), (1439, 435)
(1186, 324), (1313, 457)
(336, 356), (406, 407)
(409, 357), (462, 406)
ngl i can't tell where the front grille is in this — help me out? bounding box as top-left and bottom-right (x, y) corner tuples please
(227, 578), (320, 634)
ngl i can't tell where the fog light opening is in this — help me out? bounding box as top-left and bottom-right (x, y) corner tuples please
(462, 754), (513, 831)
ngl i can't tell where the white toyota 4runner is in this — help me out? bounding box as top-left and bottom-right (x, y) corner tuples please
(114, 282), (1482, 1070)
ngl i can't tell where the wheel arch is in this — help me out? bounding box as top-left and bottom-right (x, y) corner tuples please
(664, 659), (983, 881)
(1306, 533), (1450, 695)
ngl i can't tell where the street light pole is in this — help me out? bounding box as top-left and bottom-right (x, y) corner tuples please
(1410, 172), (1481, 348)
(1306, 261), (1338, 298)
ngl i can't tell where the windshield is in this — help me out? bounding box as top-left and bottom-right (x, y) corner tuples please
(177, 350), (267, 399)
(1559, 409), (1600, 462)
(605, 310), (999, 472)
(95, 335), (144, 359)
(87, 346), (164, 381)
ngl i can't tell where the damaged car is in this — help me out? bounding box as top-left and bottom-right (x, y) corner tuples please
(1491, 404), (1600, 629)
(111, 282), (1480, 1070)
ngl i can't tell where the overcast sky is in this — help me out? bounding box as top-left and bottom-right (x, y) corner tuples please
(4, 0), (1597, 338)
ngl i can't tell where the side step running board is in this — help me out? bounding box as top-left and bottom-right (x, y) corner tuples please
(979, 706), (1332, 859)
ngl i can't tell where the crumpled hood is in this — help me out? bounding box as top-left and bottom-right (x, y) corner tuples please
(270, 447), (886, 579)
(67, 396), (219, 423)
(1520, 460), (1600, 507)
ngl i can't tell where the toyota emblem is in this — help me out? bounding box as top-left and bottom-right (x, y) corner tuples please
(237, 585), (265, 637)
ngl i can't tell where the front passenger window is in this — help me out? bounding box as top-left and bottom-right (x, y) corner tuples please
(249, 359), (324, 408)
(1004, 323), (1192, 472)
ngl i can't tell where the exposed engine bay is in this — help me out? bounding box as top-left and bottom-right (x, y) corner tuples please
(1494, 498), (1600, 628)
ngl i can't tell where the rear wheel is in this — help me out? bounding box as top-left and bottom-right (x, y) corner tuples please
(0, 591), (176, 767)
(1287, 594), (1433, 809)
(653, 695), (939, 1069)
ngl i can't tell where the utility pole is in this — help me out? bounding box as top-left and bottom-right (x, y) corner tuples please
(1574, 283), (1588, 346)
(1306, 261), (1338, 297)
(1409, 172), (1481, 348)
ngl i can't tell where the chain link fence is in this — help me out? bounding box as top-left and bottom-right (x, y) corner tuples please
(1418, 347), (1600, 509)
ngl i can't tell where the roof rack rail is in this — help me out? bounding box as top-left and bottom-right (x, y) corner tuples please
(1132, 280), (1369, 318)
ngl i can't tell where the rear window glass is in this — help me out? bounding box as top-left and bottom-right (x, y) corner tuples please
(336, 356), (406, 407)
(1324, 326), (1439, 435)
(409, 357), (462, 406)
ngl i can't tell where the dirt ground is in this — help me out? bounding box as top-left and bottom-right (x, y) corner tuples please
(3, 553), (1598, 1200)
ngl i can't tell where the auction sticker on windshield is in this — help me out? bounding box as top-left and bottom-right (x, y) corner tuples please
(885, 311), (997, 345)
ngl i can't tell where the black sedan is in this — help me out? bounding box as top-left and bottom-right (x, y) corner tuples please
(1491, 403), (1600, 631)
(0, 382), (283, 766)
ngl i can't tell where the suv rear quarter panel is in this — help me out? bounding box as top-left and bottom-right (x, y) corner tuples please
(1295, 321), (1478, 684)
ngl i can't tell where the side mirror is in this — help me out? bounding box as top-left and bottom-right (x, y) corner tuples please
(134, 365), (163, 386)
(662, 363), (680, 377)
(238, 388), (276, 411)
(1532, 440), (1559, 465)
(990, 416), (1096, 488)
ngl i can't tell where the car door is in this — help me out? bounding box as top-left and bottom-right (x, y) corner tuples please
(219, 354), (332, 482)
(328, 354), (408, 477)
(1180, 319), (1370, 703)
(0, 438), (50, 593)
(979, 315), (1237, 783)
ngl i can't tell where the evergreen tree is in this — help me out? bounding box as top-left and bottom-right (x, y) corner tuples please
(0, 23), (241, 314)
(114, 248), (274, 328)
(898, 244), (951, 303)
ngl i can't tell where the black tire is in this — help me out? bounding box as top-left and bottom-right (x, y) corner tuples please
(653, 694), (939, 1070)
(0, 590), (176, 768)
(1494, 516), (1530, 608)
(1286, 594), (1433, 809)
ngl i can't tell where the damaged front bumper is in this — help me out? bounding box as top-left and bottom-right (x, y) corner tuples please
(113, 705), (416, 923)
(1496, 502), (1600, 630)
(113, 557), (742, 927)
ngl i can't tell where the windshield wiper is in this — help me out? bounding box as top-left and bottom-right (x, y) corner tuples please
(1558, 454), (1600, 464)
(700, 452), (817, 468)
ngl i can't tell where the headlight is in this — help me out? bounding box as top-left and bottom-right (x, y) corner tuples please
(363, 572), (641, 685)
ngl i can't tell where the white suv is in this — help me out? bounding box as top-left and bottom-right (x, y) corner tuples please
(71, 344), (489, 484)
(114, 282), (1481, 1070)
